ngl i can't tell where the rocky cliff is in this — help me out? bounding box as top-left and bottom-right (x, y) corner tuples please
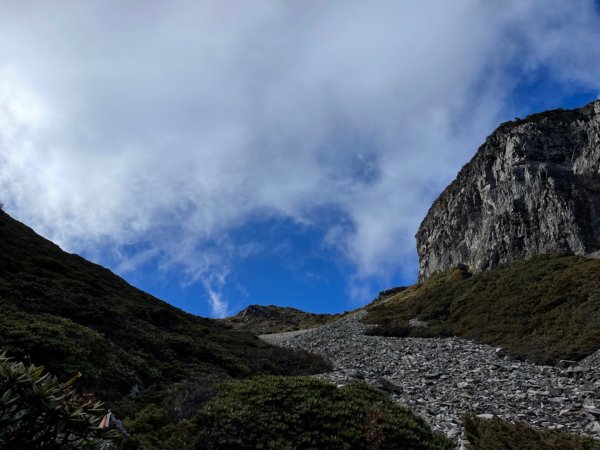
(417, 99), (600, 280)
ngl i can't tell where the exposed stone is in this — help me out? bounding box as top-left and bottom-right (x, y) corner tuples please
(409, 318), (428, 328)
(416, 100), (600, 280)
(265, 312), (600, 445)
(581, 349), (600, 372)
(558, 360), (580, 369)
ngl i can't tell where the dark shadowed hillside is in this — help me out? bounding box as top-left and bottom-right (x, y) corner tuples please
(0, 210), (330, 399)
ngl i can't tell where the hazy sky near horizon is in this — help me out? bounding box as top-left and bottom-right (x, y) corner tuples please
(1, 1), (600, 317)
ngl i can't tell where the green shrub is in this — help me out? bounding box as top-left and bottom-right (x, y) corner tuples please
(177, 376), (454, 450)
(163, 378), (216, 422)
(0, 352), (107, 449)
(464, 414), (600, 450)
(126, 404), (171, 435)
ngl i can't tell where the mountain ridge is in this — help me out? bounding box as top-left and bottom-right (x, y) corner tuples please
(0, 209), (329, 400)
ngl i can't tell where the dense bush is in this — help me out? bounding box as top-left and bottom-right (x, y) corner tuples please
(464, 415), (600, 450)
(163, 378), (216, 422)
(0, 353), (107, 449)
(365, 254), (600, 365)
(154, 376), (455, 450)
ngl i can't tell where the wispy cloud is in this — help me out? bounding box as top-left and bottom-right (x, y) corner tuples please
(1, 1), (600, 314)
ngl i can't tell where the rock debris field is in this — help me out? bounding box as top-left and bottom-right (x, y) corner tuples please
(263, 312), (600, 448)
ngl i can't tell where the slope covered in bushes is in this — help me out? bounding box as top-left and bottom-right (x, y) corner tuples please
(124, 376), (455, 450)
(365, 254), (600, 365)
(0, 210), (330, 400)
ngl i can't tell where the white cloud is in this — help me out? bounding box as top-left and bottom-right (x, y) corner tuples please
(1, 0), (600, 315)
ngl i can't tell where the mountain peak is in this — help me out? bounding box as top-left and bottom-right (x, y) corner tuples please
(223, 304), (341, 334)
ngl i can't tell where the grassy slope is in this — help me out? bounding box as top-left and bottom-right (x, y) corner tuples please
(126, 376), (455, 450)
(222, 304), (342, 334)
(365, 254), (600, 365)
(0, 211), (330, 399)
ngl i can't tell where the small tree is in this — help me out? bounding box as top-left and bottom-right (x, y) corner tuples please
(0, 352), (108, 449)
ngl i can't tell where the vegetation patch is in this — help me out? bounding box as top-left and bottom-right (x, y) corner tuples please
(464, 415), (600, 450)
(0, 353), (107, 449)
(0, 211), (331, 401)
(364, 254), (600, 365)
(124, 376), (455, 450)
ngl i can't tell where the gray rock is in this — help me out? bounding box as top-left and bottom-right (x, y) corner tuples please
(268, 312), (600, 444)
(558, 360), (580, 369)
(580, 349), (600, 372)
(416, 100), (600, 280)
(583, 406), (600, 418)
(409, 318), (428, 328)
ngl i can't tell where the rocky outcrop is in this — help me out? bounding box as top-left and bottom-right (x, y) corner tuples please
(417, 100), (600, 280)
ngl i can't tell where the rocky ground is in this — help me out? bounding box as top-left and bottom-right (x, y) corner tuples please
(267, 312), (600, 448)
(258, 328), (316, 345)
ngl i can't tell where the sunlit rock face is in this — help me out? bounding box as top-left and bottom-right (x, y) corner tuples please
(417, 100), (600, 281)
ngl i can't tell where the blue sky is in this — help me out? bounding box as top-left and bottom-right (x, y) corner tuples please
(1, 1), (600, 317)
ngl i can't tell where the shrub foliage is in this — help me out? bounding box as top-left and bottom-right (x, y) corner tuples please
(124, 376), (455, 450)
(0, 353), (106, 449)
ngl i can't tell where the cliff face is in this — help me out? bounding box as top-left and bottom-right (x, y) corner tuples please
(417, 100), (600, 280)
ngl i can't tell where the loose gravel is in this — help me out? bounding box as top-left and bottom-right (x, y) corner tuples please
(267, 312), (600, 447)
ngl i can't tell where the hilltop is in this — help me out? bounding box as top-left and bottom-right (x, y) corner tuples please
(222, 304), (342, 334)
